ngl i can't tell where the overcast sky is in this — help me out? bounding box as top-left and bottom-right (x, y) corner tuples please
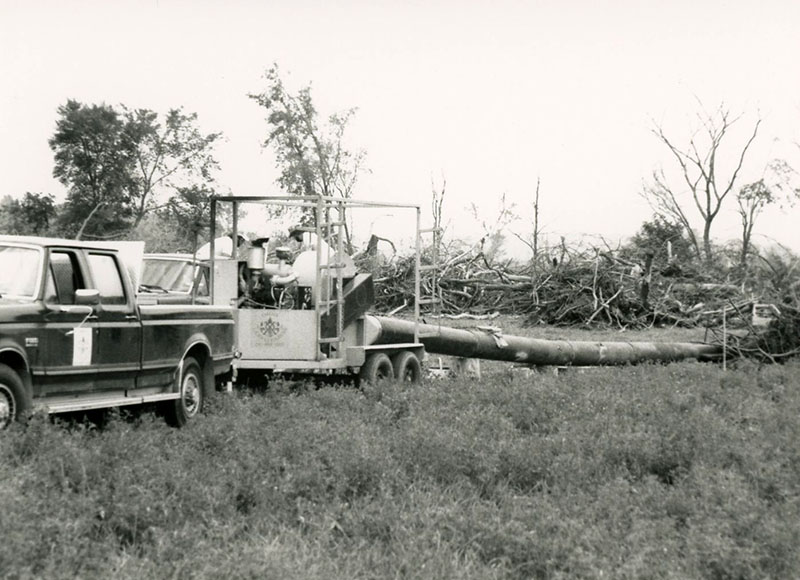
(1, 0), (798, 253)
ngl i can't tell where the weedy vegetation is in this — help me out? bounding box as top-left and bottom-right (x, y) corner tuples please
(2, 357), (799, 579)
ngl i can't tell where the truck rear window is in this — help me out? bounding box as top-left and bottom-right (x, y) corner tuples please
(0, 245), (41, 299)
(141, 258), (197, 293)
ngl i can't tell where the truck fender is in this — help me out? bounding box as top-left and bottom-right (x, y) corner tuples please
(0, 344), (33, 404)
(0, 342), (29, 371)
(174, 335), (213, 396)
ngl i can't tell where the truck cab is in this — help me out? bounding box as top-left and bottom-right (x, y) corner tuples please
(0, 235), (234, 428)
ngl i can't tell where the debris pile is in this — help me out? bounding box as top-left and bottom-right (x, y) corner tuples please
(353, 237), (800, 361)
(358, 242), (751, 331)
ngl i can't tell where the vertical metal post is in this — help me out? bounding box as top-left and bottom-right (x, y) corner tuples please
(414, 206), (421, 344)
(209, 198), (217, 303)
(314, 196), (323, 360)
(231, 202), (239, 260)
(722, 308), (727, 372)
(336, 200), (345, 351)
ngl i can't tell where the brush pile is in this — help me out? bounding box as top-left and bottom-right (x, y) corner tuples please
(356, 237), (800, 361)
(358, 241), (748, 331)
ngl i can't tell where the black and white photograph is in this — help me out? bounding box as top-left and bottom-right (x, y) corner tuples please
(1, 1), (799, 578)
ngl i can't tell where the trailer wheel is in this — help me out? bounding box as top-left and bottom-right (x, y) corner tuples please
(164, 357), (204, 427)
(392, 351), (422, 384)
(0, 364), (29, 429)
(359, 353), (394, 385)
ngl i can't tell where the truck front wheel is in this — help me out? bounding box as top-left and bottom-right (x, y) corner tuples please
(164, 357), (204, 427)
(0, 364), (29, 429)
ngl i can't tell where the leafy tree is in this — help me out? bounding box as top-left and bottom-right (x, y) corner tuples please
(643, 104), (761, 264)
(125, 212), (186, 253)
(49, 100), (221, 240)
(122, 107), (221, 227)
(126, 186), (225, 254)
(627, 215), (695, 266)
(163, 185), (217, 255)
(0, 192), (56, 235)
(49, 100), (135, 239)
(736, 179), (774, 269)
(248, 65), (367, 249)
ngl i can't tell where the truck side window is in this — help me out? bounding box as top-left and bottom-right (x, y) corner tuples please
(45, 251), (84, 304)
(87, 253), (126, 305)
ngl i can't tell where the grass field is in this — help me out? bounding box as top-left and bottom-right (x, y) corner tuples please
(2, 322), (799, 579)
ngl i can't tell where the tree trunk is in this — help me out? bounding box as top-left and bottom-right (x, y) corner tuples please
(702, 220), (713, 265)
(75, 201), (104, 240)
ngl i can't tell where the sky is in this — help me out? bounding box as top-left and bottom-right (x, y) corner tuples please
(1, 0), (799, 256)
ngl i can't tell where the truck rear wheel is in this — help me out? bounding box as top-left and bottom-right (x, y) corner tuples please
(164, 357), (204, 427)
(392, 351), (422, 384)
(359, 353), (394, 385)
(0, 364), (29, 429)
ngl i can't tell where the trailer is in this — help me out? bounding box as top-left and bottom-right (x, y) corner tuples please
(208, 195), (434, 385)
(208, 194), (722, 387)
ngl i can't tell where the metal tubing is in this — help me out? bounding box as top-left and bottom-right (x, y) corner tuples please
(369, 316), (721, 366)
(211, 194), (421, 210)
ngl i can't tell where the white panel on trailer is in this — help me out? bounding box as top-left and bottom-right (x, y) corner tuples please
(237, 309), (319, 361)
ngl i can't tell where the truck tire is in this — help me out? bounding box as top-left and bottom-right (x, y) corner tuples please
(164, 357), (204, 427)
(0, 363), (30, 429)
(359, 353), (394, 385)
(392, 351), (422, 384)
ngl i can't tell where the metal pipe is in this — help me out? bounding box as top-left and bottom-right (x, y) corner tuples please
(369, 316), (721, 366)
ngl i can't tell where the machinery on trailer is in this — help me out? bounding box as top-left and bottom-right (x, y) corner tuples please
(209, 195), (434, 384)
(208, 194), (721, 386)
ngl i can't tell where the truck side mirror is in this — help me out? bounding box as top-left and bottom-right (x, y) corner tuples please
(74, 289), (100, 306)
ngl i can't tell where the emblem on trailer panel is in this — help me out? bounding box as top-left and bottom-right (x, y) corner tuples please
(256, 316), (286, 343)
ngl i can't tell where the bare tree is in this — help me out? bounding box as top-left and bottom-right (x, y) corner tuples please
(644, 105), (761, 265)
(512, 178), (542, 267)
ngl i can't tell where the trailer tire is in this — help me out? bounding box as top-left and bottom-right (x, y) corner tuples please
(392, 351), (422, 384)
(164, 357), (204, 428)
(0, 364), (29, 429)
(359, 353), (394, 385)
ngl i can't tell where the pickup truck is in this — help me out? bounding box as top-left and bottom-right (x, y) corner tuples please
(0, 235), (235, 428)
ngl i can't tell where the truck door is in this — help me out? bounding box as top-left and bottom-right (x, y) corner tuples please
(41, 249), (98, 394)
(85, 252), (142, 393)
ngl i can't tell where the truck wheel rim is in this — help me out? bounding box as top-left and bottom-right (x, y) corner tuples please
(0, 384), (14, 428)
(182, 374), (200, 416)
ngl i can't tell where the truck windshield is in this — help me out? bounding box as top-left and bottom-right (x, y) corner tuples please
(141, 258), (196, 293)
(0, 245), (42, 298)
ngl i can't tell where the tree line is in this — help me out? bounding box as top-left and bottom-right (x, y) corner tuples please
(1, 67), (797, 271)
(0, 64), (365, 253)
(0, 101), (221, 251)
